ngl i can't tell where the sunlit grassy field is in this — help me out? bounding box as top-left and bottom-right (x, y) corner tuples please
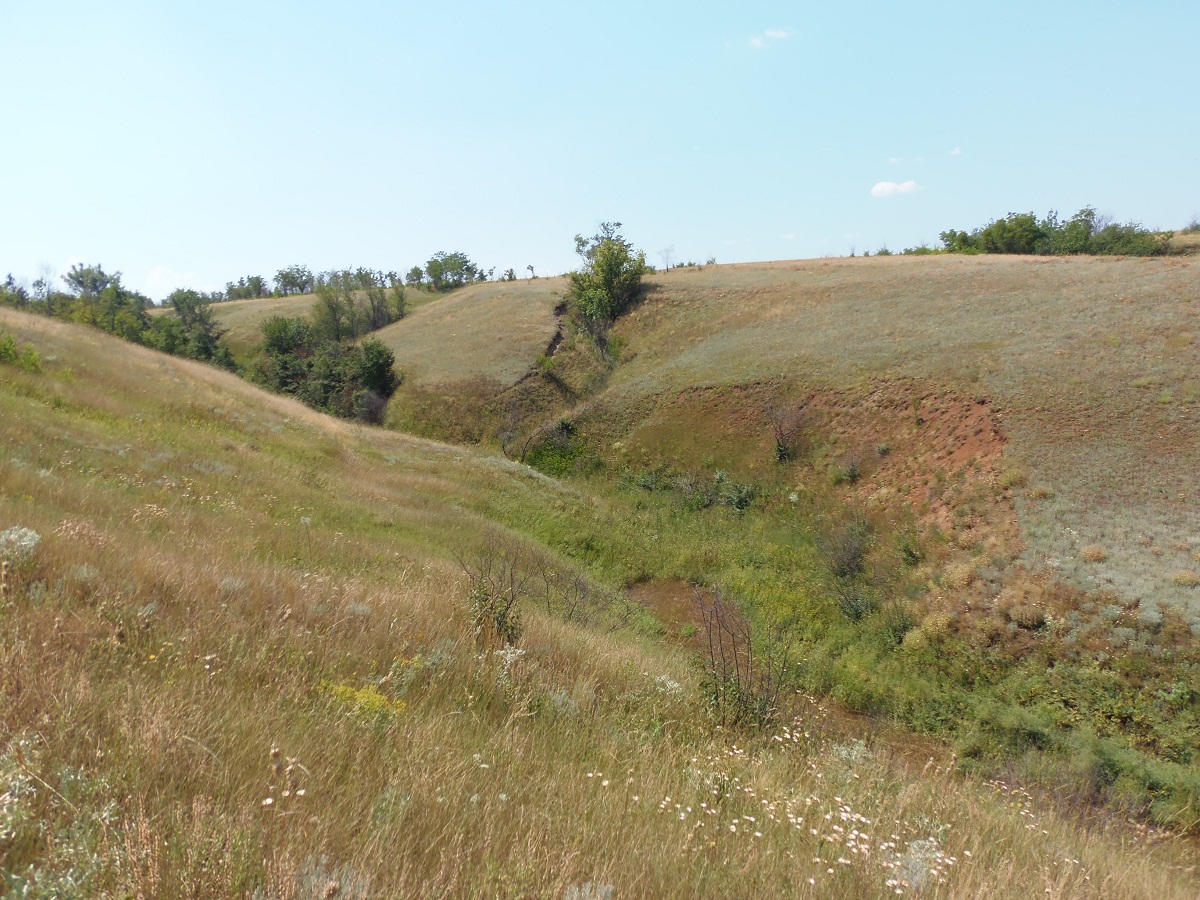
(372, 278), (565, 387)
(5, 308), (1200, 897)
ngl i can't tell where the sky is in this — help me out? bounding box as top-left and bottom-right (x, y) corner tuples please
(2, 0), (1198, 300)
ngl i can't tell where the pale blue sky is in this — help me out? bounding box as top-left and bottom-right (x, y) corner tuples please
(3, 1), (1197, 299)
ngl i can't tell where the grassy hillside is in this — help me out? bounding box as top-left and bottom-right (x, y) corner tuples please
(371, 254), (1200, 836)
(372, 278), (565, 387)
(205, 293), (322, 360)
(4, 307), (1198, 897)
(604, 255), (1200, 614)
(400, 255), (1199, 615)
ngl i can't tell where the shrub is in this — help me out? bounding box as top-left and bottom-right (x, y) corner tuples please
(942, 562), (976, 591)
(896, 527), (924, 567)
(1008, 603), (1046, 630)
(836, 584), (878, 621)
(819, 515), (872, 582)
(569, 223), (648, 327)
(997, 468), (1026, 490)
(455, 535), (531, 649)
(0, 331), (40, 372)
(1081, 545), (1108, 562)
(718, 479), (757, 513)
(0, 526), (41, 562)
(696, 589), (791, 728)
(829, 455), (861, 485)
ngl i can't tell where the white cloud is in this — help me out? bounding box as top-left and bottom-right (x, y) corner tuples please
(781, 233), (797, 241)
(749, 29), (790, 48)
(870, 180), (921, 198)
(888, 156), (903, 164)
(949, 146), (962, 155)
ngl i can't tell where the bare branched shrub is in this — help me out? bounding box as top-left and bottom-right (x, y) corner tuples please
(695, 588), (792, 728)
(532, 555), (634, 631)
(457, 536), (632, 645)
(819, 515), (877, 620)
(767, 400), (808, 462)
(455, 535), (531, 650)
(499, 400), (542, 463)
(819, 514), (873, 582)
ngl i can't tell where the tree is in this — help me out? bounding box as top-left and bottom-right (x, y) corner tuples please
(60, 265), (151, 342)
(424, 251), (481, 291)
(153, 289), (234, 368)
(225, 275), (270, 299)
(254, 317), (400, 424)
(32, 263), (55, 302)
(569, 222), (648, 325)
(273, 265), (315, 296)
(941, 206), (1169, 257)
(1, 275), (30, 308)
(63, 263), (119, 296)
(312, 283), (351, 342)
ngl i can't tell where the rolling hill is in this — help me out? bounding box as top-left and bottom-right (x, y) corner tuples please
(371, 278), (565, 387)
(390, 254), (1200, 616)
(3, 248), (1200, 897)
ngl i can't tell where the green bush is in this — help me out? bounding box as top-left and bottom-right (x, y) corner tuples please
(940, 207), (1170, 257)
(569, 223), (648, 327)
(0, 330), (41, 372)
(255, 317), (400, 423)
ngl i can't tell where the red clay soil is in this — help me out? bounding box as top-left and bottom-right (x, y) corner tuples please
(622, 377), (1013, 534)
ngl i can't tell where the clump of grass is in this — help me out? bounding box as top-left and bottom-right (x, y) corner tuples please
(997, 468), (1026, 490)
(1081, 545), (1108, 563)
(1171, 570), (1200, 588)
(941, 562), (975, 591)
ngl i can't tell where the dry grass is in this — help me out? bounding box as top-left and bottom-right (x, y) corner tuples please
(383, 256), (1200, 611)
(590, 255), (1200, 612)
(3, 308), (1199, 896)
(373, 278), (565, 387)
(204, 293), (323, 358)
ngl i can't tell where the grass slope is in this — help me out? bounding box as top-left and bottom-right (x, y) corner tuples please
(591, 254), (1199, 614)
(373, 278), (565, 387)
(4, 308), (1198, 897)
(203, 294), (323, 360)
